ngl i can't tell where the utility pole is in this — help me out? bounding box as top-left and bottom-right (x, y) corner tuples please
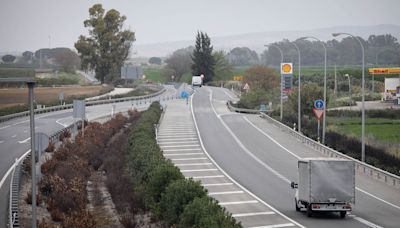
(334, 64), (337, 96)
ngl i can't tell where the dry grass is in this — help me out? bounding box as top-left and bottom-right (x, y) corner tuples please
(0, 86), (104, 108)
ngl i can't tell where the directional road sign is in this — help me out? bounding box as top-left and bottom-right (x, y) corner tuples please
(314, 99), (324, 109)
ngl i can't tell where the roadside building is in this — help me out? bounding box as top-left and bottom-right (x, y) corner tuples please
(384, 77), (400, 101)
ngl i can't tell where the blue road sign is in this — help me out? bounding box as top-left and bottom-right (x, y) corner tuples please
(180, 91), (189, 98)
(314, 99), (324, 109)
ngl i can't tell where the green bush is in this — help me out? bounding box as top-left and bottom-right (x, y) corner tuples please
(159, 179), (207, 226)
(145, 161), (184, 212)
(179, 197), (241, 228)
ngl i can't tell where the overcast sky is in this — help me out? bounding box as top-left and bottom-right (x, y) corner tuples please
(1, 0), (399, 52)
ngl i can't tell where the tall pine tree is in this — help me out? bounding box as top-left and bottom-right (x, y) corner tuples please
(192, 31), (215, 83)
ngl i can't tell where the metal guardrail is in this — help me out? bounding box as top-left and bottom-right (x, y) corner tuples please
(0, 88), (167, 123)
(227, 101), (272, 114)
(227, 101), (400, 189)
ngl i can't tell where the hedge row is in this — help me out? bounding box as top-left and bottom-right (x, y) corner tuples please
(327, 109), (400, 119)
(126, 101), (242, 227)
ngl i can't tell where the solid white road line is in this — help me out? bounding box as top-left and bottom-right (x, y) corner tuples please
(164, 153), (203, 156)
(163, 148), (201, 152)
(192, 175), (225, 179)
(170, 157), (208, 161)
(175, 163), (212, 166)
(203, 183), (233, 187)
(208, 191), (244, 195)
(18, 137), (30, 144)
(0, 125), (11, 130)
(11, 135), (16, 138)
(352, 216), (383, 228)
(219, 200), (258, 206)
(180, 168), (218, 172)
(232, 211), (275, 217)
(356, 187), (400, 210)
(248, 223), (295, 228)
(0, 150), (30, 189)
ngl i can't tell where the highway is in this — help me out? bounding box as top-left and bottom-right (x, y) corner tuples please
(0, 85), (177, 227)
(189, 86), (400, 228)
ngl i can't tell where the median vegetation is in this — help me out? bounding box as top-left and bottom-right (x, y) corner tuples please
(30, 102), (240, 227)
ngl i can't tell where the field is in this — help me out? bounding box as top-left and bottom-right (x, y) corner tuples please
(0, 86), (105, 109)
(144, 68), (165, 83)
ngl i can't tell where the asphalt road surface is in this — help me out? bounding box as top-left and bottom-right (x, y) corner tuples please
(189, 86), (400, 228)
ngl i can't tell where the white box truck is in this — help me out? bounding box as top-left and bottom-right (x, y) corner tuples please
(290, 158), (355, 218)
(192, 76), (203, 87)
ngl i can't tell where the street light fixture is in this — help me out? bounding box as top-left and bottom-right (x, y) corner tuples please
(289, 41), (301, 133)
(264, 44), (284, 121)
(333, 32), (366, 162)
(298, 36), (327, 144)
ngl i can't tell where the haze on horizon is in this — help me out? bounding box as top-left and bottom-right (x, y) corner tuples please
(0, 0), (399, 53)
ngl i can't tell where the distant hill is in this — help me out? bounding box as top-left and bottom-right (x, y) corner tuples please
(135, 24), (400, 57)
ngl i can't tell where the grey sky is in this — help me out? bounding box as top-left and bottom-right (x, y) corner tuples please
(0, 0), (399, 52)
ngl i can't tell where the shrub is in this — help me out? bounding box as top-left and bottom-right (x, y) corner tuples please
(179, 197), (242, 228)
(159, 179), (207, 226)
(145, 161), (184, 210)
(45, 141), (55, 152)
(25, 191), (42, 206)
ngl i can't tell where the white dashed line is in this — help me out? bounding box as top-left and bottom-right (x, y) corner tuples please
(219, 200), (258, 206)
(175, 163), (212, 166)
(203, 182), (233, 187)
(18, 137), (31, 144)
(248, 223), (295, 228)
(170, 157), (208, 161)
(208, 190), (244, 195)
(180, 168), (218, 172)
(192, 175), (225, 179)
(164, 153), (203, 156)
(11, 135), (17, 138)
(232, 211), (275, 217)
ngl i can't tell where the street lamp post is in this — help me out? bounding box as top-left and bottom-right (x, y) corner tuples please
(264, 44), (284, 121)
(298, 36), (327, 144)
(289, 41), (301, 133)
(345, 74), (351, 104)
(333, 32), (366, 162)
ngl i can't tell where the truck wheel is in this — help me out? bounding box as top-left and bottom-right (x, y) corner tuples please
(295, 200), (300, 212)
(340, 211), (346, 218)
(307, 205), (313, 217)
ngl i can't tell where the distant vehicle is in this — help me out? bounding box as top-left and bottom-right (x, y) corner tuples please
(191, 76), (203, 87)
(290, 158), (355, 218)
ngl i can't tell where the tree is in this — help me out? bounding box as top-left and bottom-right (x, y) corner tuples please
(228, 47), (259, 66)
(21, 51), (34, 63)
(2, 54), (16, 63)
(74, 4), (135, 83)
(244, 65), (279, 91)
(192, 31), (215, 83)
(54, 49), (81, 73)
(149, 57), (162, 65)
(213, 50), (233, 81)
(164, 47), (193, 81)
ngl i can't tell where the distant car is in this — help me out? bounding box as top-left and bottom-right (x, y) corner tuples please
(192, 76), (202, 87)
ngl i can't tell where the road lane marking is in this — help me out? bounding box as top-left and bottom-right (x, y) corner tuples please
(158, 138), (198, 141)
(0, 125), (11, 130)
(158, 141), (199, 145)
(157, 135), (197, 138)
(232, 211), (275, 217)
(244, 116), (400, 211)
(161, 145), (200, 148)
(352, 216), (383, 228)
(203, 183), (233, 187)
(180, 168), (218, 172)
(219, 200), (258, 206)
(18, 137), (31, 143)
(192, 175), (225, 179)
(0, 140), (4, 144)
(56, 118), (68, 127)
(11, 135), (17, 138)
(170, 157), (207, 161)
(163, 148), (201, 152)
(356, 187), (400, 210)
(0, 150), (31, 189)
(192, 89), (306, 228)
(208, 190), (244, 195)
(222, 89), (236, 100)
(243, 117), (301, 160)
(164, 153), (203, 156)
(23, 130), (28, 133)
(175, 163), (212, 166)
(249, 223), (295, 228)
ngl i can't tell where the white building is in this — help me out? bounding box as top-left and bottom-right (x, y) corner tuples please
(384, 77), (400, 101)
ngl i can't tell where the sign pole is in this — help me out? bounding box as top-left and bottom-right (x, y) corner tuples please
(317, 119), (320, 143)
(28, 82), (37, 228)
